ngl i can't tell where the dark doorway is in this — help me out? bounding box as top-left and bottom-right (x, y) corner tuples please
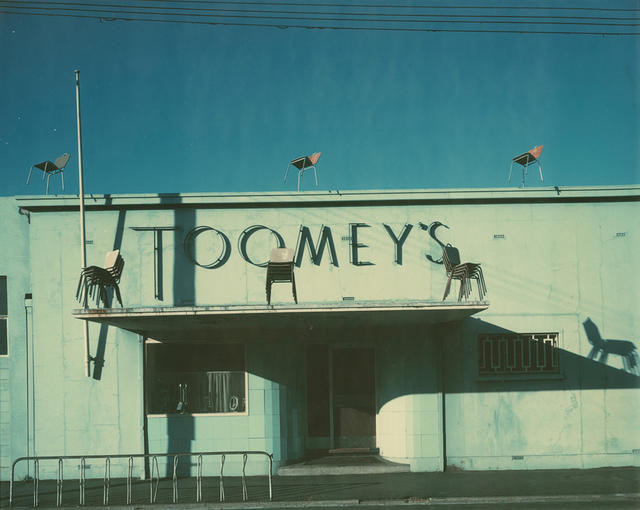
(332, 347), (376, 449)
(306, 345), (376, 451)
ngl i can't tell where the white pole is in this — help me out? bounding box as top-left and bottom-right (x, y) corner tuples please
(75, 70), (91, 378)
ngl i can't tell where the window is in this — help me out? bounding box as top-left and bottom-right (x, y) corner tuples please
(146, 342), (246, 415)
(0, 277), (7, 356)
(478, 333), (559, 376)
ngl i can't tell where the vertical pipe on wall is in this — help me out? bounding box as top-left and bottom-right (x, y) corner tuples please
(75, 70), (90, 377)
(24, 296), (32, 477)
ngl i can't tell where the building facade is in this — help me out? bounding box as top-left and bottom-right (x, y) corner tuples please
(1, 186), (639, 481)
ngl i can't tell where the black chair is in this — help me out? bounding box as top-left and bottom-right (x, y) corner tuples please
(442, 244), (486, 301)
(27, 153), (70, 194)
(265, 248), (297, 305)
(76, 250), (125, 307)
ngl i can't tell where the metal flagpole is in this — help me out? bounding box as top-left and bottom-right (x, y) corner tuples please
(75, 70), (91, 377)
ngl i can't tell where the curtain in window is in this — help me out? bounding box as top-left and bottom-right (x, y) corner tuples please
(208, 372), (231, 413)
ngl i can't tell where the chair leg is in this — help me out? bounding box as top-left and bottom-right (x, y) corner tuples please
(291, 273), (298, 304)
(266, 280), (272, 305)
(61, 171), (64, 192)
(313, 166), (318, 186)
(298, 170), (301, 192)
(113, 284), (123, 307)
(46, 173), (50, 195)
(27, 166), (34, 184)
(442, 274), (453, 301)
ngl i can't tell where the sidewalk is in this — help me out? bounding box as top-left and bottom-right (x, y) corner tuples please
(3, 466), (639, 508)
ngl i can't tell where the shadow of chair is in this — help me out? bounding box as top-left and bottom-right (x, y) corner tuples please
(284, 152), (321, 191)
(583, 318), (639, 374)
(266, 248), (297, 305)
(442, 244), (487, 301)
(27, 153), (70, 194)
(76, 250), (125, 308)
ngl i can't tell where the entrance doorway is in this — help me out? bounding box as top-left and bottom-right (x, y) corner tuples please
(306, 345), (376, 451)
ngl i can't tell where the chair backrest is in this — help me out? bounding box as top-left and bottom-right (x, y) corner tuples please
(55, 153), (71, 169)
(104, 250), (120, 269)
(583, 317), (605, 349)
(308, 152), (321, 165)
(269, 247), (294, 263)
(442, 244), (461, 272)
(527, 145), (543, 161)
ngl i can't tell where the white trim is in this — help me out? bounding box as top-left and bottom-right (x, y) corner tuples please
(75, 301), (488, 319)
(146, 412), (249, 418)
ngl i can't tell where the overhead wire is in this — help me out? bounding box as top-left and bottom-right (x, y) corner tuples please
(3, 2), (639, 26)
(3, 0), (639, 20)
(1, 0), (639, 34)
(88, 0), (640, 12)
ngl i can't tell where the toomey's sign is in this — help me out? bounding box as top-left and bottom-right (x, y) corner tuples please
(171, 221), (451, 269)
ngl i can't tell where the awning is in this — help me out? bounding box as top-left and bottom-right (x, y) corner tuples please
(72, 301), (488, 342)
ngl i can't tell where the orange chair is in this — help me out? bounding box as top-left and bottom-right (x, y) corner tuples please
(508, 145), (543, 187)
(284, 152), (321, 191)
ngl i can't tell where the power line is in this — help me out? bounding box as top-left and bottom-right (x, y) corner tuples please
(98, 0), (640, 13)
(3, 2), (639, 26)
(2, 0), (639, 20)
(2, 8), (639, 35)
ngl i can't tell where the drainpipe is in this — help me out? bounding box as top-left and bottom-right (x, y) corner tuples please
(24, 294), (32, 476)
(75, 70), (90, 377)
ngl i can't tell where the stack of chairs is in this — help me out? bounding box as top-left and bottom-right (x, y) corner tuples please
(442, 244), (486, 301)
(265, 248), (297, 305)
(76, 250), (125, 307)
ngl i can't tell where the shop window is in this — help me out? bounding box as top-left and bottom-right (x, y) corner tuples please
(478, 333), (559, 375)
(146, 343), (246, 415)
(0, 277), (7, 356)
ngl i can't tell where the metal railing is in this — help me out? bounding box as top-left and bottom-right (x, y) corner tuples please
(10, 451), (273, 507)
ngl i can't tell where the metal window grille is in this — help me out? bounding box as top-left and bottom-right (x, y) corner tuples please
(478, 333), (559, 375)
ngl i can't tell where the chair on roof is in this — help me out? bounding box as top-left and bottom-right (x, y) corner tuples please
(441, 244), (487, 302)
(76, 250), (125, 308)
(27, 153), (70, 195)
(284, 152), (321, 191)
(508, 145), (543, 188)
(265, 247), (297, 305)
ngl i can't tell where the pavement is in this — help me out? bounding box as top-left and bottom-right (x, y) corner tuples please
(3, 465), (639, 509)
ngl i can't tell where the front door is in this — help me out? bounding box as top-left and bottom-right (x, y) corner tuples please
(332, 347), (376, 449)
(306, 345), (376, 450)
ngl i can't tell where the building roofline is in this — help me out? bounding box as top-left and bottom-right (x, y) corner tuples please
(13, 184), (640, 211)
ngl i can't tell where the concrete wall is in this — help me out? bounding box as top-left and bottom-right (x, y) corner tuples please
(2, 187), (638, 480)
(0, 198), (31, 481)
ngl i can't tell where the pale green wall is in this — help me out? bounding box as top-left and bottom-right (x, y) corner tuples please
(0, 199), (31, 481)
(2, 187), (638, 480)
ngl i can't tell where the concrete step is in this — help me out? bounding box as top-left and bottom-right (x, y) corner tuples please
(278, 454), (410, 476)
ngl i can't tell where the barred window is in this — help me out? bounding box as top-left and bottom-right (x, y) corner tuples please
(478, 333), (559, 375)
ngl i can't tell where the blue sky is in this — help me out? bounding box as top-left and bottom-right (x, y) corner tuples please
(1, 1), (639, 196)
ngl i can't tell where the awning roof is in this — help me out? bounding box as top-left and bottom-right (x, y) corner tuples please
(73, 301), (488, 342)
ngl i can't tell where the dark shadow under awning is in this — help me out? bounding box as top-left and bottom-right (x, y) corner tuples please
(73, 301), (488, 342)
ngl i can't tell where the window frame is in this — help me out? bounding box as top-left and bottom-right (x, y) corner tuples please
(144, 339), (249, 417)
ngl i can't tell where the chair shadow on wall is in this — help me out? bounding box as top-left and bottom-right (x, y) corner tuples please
(583, 318), (639, 375)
